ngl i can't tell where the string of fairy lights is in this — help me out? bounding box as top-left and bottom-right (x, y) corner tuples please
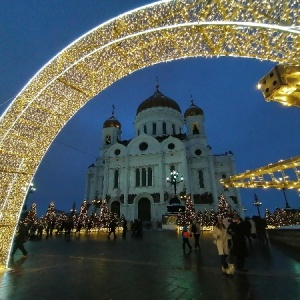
(221, 155), (300, 191)
(0, 0), (299, 268)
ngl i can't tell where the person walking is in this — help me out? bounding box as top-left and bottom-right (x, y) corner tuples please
(227, 215), (248, 271)
(189, 219), (201, 250)
(212, 217), (233, 274)
(182, 225), (192, 251)
(108, 219), (117, 239)
(122, 217), (128, 238)
(11, 221), (29, 259)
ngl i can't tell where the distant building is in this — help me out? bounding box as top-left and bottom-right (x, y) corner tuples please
(85, 86), (243, 222)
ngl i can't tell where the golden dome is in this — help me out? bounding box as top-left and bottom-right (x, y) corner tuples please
(136, 88), (181, 115)
(184, 101), (204, 118)
(103, 116), (121, 129)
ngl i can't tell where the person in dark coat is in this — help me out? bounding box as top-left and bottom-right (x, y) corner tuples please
(227, 215), (248, 271)
(11, 222), (29, 258)
(108, 219), (117, 239)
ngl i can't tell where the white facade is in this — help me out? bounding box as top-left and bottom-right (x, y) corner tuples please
(85, 88), (243, 222)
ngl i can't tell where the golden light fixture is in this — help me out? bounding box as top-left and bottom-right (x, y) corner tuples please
(0, 0), (300, 269)
(257, 65), (300, 107)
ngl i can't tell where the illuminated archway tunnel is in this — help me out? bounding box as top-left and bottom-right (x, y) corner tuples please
(0, 0), (299, 268)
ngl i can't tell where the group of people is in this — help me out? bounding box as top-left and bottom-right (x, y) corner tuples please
(182, 214), (268, 275)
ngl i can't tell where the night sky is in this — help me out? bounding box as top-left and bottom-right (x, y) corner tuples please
(1, 0), (300, 217)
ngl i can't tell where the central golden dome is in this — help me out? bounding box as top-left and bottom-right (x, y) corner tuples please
(136, 88), (181, 115)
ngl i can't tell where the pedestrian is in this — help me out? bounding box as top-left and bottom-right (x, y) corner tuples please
(245, 216), (257, 245)
(189, 219), (201, 250)
(227, 215), (248, 271)
(253, 216), (268, 243)
(182, 225), (192, 251)
(212, 217), (234, 274)
(122, 217), (128, 238)
(108, 219), (117, 239)
(11, 221), (29, 259)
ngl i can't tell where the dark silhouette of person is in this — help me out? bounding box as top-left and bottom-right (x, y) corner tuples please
(182, 225), (192, 251)
(11, 222), (29, 259)
(253, 216), (268, 243)
(189, 219), (201, 250)
(37, 218), (44, 240)
(108, 219), (117, 239)
(122, 217), (128, 238)
(227, 215), (248, 271)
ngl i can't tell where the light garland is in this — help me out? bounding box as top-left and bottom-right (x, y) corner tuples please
(221, 155), (300, 189)
(0, 0), (299, 269)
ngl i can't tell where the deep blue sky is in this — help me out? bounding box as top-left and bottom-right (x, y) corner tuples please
(1, 0), (300, 217)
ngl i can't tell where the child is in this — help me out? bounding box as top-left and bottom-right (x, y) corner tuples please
(182, 225), (192, 251)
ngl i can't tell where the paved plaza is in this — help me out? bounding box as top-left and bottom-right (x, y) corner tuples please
(1, 229), (300, 300)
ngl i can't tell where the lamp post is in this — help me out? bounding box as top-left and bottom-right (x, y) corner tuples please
(253, 193), (262, 217)
(23, 182), (36, 211)
(70, 202), (76, 216)
(166, 170), (183, 196)
(278, 177), (291, 209)
(281, 188), (290, 209)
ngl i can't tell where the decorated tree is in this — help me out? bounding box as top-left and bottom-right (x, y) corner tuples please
(24, 202), (38, 227)
(99, 199), (110, 228)
(265, 208), (274, 227)
(177, 197), (196, 226)
(217, 194), (230, 218)
(76, 200), (90, 230)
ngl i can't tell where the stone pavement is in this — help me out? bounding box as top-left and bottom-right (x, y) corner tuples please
(1, 229), (300, 300)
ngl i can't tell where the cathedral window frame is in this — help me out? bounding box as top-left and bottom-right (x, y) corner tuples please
(162, 122), (167, 135)
(114, 169), (119, 189)
(152, 122), (156, 135)
(135, 166), (153, 187)
(198, 169), (204, 188)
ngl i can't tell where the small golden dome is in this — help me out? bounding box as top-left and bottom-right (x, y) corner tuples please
(184, 100), (204, 118)
(103, 116), (121, 129)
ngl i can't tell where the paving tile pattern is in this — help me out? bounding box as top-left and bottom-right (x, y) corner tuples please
(1, 230), (300, 300)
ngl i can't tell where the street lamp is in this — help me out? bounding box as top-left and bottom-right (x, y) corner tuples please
(179, 186), (190, 202)
(70, 202), (76, 216)
(22, 182), (36, 211)
(166, 170), (183, 195)
(253, 193), (262, 217)
(278, 177), (291, 209)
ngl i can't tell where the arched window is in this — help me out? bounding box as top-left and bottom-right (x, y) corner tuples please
(193, 123), (199, 135)
(144, 125), (147, 134)
(142, 168), (147, 186)
(170, 165), (175, 172)
(137, 129), (140, 136)
(198, 170), (204, 188)
(172, 124), (176, 135)
(148, 167), (152, 186)
(152, 123), (156, 135)
(106, 135), (111, 145)
(114, 170), (119, 188)
(135, 168), (140, 187)
(162, 122), (167, 134)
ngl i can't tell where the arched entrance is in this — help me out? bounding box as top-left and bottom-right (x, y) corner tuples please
(0, 0), (299, 268)
(111, 201), (120, 216)
(138, 198), (151, 222)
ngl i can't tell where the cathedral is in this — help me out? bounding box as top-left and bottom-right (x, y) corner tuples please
(85, 86), (243, 223)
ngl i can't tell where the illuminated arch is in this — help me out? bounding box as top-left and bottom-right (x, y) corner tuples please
(0, 0), (299, 268)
